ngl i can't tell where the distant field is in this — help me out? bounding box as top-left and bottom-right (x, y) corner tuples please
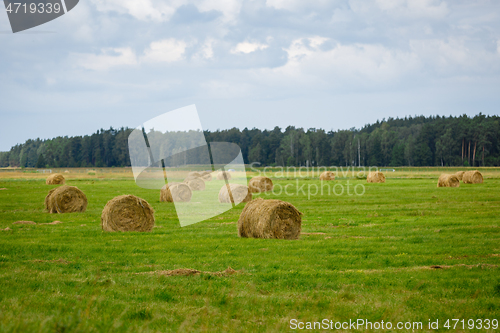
(0, 168), (499, 332)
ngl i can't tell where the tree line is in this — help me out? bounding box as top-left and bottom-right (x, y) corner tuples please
(1, 114), (499, 168)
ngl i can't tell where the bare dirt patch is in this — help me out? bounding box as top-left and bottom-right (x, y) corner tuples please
(138, 267), (240, 277)
(13, 221), (36, 225)
(39, 221), (63, 225)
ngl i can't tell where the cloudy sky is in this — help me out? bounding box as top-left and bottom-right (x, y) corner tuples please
(1, 0), (499, 151)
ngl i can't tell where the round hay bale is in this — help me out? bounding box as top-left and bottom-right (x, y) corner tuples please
(237, 198), (302, 240)
(187, 172), (201, 178)
(160, 183), (192, 202)
(454, 171), (465, 181)
(200, 171), (212, 182)
(219, 184), (252, 203)
(437, 174), (460, 188)
(367, 171), (386, 183)
(462, 170), (483, 184)
(46, 173), (65, 185)
(44, 185), (87, 213)
(101, 195), (154, 232)
(248, 176), (274, 193)
(319, 171), (335, 181)
(216, 171), (232, 181)
(184, 178), (205, 191)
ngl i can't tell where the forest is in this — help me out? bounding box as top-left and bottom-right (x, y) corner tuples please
(1, 114), (499, 168)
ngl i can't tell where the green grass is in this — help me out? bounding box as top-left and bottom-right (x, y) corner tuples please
(0, 173), (499, 332)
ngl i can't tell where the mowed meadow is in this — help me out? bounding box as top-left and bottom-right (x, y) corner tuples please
(0, 167), (499, 332)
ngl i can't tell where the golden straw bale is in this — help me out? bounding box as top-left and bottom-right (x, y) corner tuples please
(200, 171), (212, 181)
(248, 176), (274, 193)
(187, 172), (201, 178)
(454, 171), (465, 181)
(44, 185), (87, 213)
(437, 174), (460, 188)
(462, 170), (483, 184)
(101, 195), (154, 232)
(219, 184), (252, 204)
(237, 198), (302, 240)
(160, 183), (192, 202)
(367, 171), (386, 183)
(216, 171), (232, 180)
(46, 173), (65, 185)
(183, 178), (205, 191)
(319, 171), (335, 181)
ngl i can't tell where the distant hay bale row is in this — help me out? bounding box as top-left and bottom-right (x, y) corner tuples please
(101, 195), (154, 232)
(187, 172), (201, 178)
(367, 171), (385, 183)
(200, 171), (212, 182)
(217, 171), (231, 180)
(462, 170), (483, 184)
(437, 174), (460, 188)
(319, 171), (335, 181)
(46, 173), (65, 185)
(238, 198), (302, 240)
(160, 183), (192, 202)
(184, 178), (205, 191)
(248, 176), (273, 193)
(45, 185), (87, 213)
(219, 184), (252, 204)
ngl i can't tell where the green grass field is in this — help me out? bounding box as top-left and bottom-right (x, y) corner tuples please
(0, 169), (499, 332)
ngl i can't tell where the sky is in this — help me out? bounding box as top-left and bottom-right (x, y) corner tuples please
(1, 0), (500, 151)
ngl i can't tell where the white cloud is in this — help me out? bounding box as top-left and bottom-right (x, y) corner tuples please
(266, 0), (333, 11)
(261, 37), (421, 88)
(350, 0), (448, 19)
(231, 42), (269, 54)
(90, 0), (175, 21)
(195, 38), (215, 59)
(196, 0), (242, 23)
(71, 48), (138, 71)
(142, 39), (187, 63)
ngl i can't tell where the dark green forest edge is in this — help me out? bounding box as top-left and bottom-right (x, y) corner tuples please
(1, 114), (499, 168)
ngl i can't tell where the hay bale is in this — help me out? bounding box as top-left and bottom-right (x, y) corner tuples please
(437, 174), (460, 188)
(319, 171), (335, 181)
(200, 171), (212, 182)
(64, 170), (69, 174)
(46, 173), (65, 185)
(101, 195), (154, 232)
(248, 176), (274, 193)
(237, 198), (302, 240)
(44, 185), (88, 213)
(219, 184), (252, 203)
(160, 183), (192, 202)
(187, 172), (201, 178)
(462, 170), (483, 184)
(216, 171), (232, 180)
(183, 178), (205, 191)
(367, 171), (386, 183)
(454, 171), (465, 181)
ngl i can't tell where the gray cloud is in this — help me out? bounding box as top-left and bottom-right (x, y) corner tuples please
(1, 0), (500, 150)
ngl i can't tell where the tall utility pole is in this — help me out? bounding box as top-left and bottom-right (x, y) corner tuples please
(358, 139), (361, 167)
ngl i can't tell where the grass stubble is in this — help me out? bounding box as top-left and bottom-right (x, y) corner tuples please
(0, 167), (499, 332)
